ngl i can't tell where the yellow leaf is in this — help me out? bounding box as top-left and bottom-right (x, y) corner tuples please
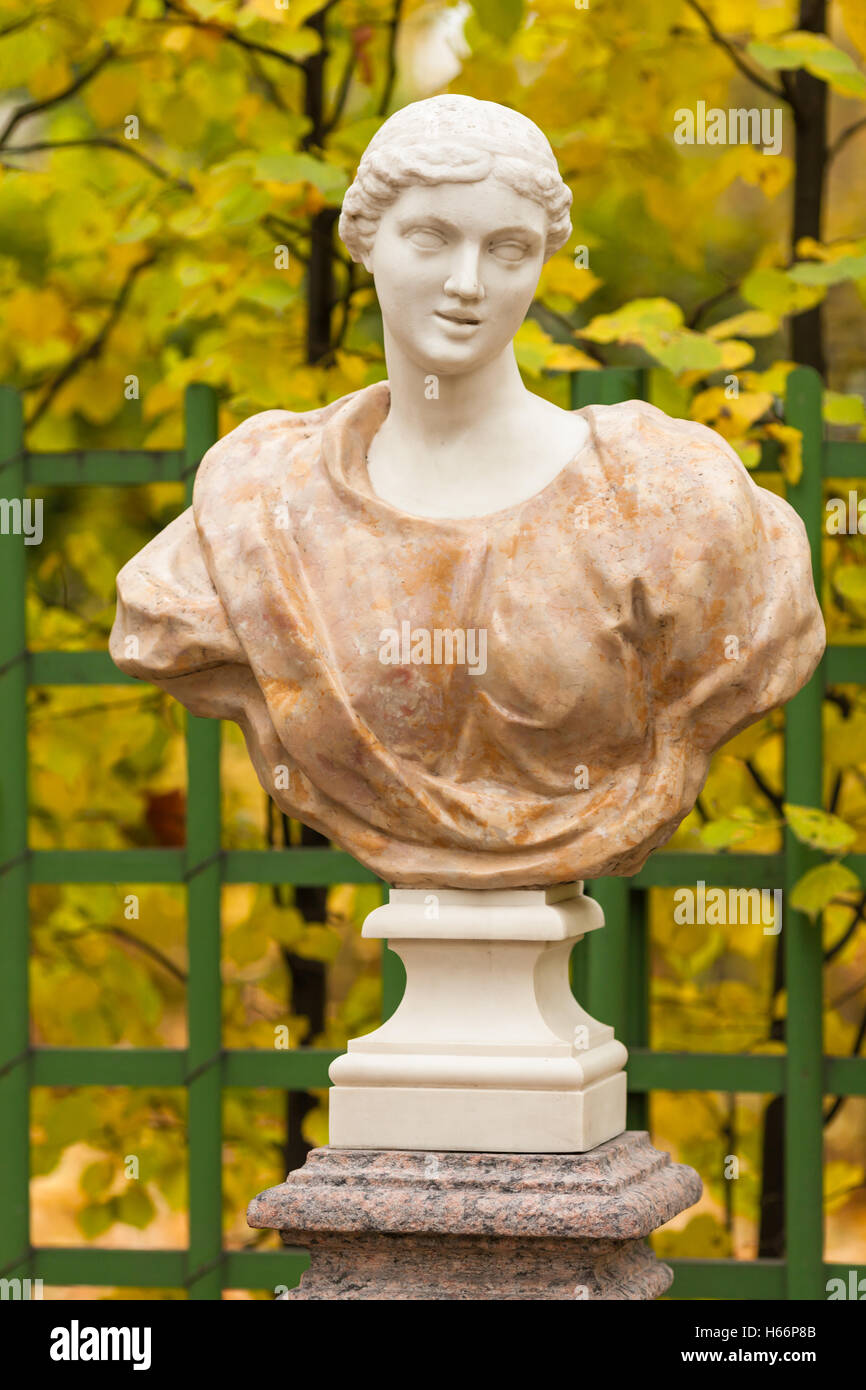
(735, 147), (793, 199)
(545, 345), (601, 371)
(839, 0), (866, 62)
(733, 440), (762, 470)
(765, 422), (803, 484)
(162, 27), (193, 53)
(716, 339), (756, 371)
(28, 59), (72, 102)
(85, 68), (137, 125)
(142, 380), (183, 422)
(53, 362), (125, 425)
(741, 361), (798, 395)
(706, 310), (778, 340)
(538, 257), (602, 304)
(825, 1160), (866, 1215)
(742, 267), (825, 316)
(795, 237), (834, 262)
(89, 0), (130, 18)
(691, 388), (773, 439)
(513, 319), (555, 374)
(5, 288), (72, 343)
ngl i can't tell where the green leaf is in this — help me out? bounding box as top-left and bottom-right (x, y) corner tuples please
(789, 253), (866, 286)
(225, 921), (269, 966)
(213, 184), (271, 228)
(783, 803), (858, 854)
(117, 1185), (156, 1230)
(582, 297), (683, 343)
(254, 152), (348, 202)
(833, 565), (866, 607)
(76, 1199), (118, 1240)
(823, 391), (866, 426)
(115, 211), (161, 245)
(241, 280), (299, 313)
(81, 1159), (115, 1200)
(747, 32), (866, 98)
(700, 817), (756, 849)
(472, 0), (523, 44)
(741, 267), (825, 316)
(790, 862), (861, 919)
(580, 298), (725, 374)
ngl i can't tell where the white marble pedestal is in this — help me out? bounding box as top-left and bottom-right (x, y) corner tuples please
(328, 884), (628, 1153)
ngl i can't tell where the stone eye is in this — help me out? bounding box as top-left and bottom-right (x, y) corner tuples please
(491, 241), (527, 262)
(408, 228), (446, 249)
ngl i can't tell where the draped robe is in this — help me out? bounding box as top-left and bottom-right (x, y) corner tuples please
(109, 382), (825, 888)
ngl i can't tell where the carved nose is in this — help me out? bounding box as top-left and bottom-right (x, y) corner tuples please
(444, 252), (485, 302)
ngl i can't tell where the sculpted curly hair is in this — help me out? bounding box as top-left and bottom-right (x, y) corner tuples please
(339, 95), (573, 268)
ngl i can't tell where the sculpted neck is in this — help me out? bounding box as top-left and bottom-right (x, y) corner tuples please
(367, 330), (590, 520)
(382, 333), (528, 447)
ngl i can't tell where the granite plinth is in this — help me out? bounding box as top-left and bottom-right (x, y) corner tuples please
(248, 1131), (701, 1300)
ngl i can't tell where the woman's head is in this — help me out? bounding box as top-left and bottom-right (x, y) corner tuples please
(339, 95), (572, 268)
(339, 96), (573, 375)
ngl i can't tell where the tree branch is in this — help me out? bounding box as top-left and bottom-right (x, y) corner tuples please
(687, 281), (740, 329)
(28, 254), (157, 429)
(377, 0), (404, 117)
(106, 926), (187, 983)
(744, 757), (784, 814)
(245, 48), (289, 113)
(161, 0), (305, 70)
(0, 16), (33, 39)
(261, 215), (310, 266)
(324, 45), (356, 135)
(684, 0), (790, 105)
(2, 137), (192, 189)
(823, 1000), (866, 1125)
(0, 42), (115, 148)
(824, 892), (866, 964)
(828, 115), (866, 165)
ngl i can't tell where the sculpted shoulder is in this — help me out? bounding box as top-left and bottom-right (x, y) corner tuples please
(582, 397), (780, 542)
(193, 391), (362, 508)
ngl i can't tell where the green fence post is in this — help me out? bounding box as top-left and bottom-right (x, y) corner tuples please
(626, 887), (650, 1131)
(783, 366), (825, 1300)
(0, 387), (30, 1282)
(182, 384), (224, 1300)
(571, 367), (646, 410)
(570, 369), (645, 1073)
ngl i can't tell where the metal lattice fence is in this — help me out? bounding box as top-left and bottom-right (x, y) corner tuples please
(1, 367), (864, 1299)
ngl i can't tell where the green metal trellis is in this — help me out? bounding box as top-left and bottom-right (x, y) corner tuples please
(1, 368), (864, 1300)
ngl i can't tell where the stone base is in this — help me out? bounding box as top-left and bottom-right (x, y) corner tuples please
(329, 1072), (627, 1154)
(247, 1131), (702, 1301)
(328, 885), (628, 1154)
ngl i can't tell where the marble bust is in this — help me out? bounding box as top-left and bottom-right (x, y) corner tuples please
(110, 95), (825, 890)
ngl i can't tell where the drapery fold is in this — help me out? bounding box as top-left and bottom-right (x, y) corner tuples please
(110, 383), (825, 887)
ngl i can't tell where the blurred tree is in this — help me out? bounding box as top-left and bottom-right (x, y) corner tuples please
(4, 0), (866, 1272)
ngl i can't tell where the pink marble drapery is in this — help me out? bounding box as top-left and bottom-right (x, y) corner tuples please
(110, 382), (825, 887)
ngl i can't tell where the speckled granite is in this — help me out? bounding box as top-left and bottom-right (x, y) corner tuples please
(248, 1132), (701, 1300)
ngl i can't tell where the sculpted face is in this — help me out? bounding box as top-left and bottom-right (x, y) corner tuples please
(366, 174), (547, 375)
